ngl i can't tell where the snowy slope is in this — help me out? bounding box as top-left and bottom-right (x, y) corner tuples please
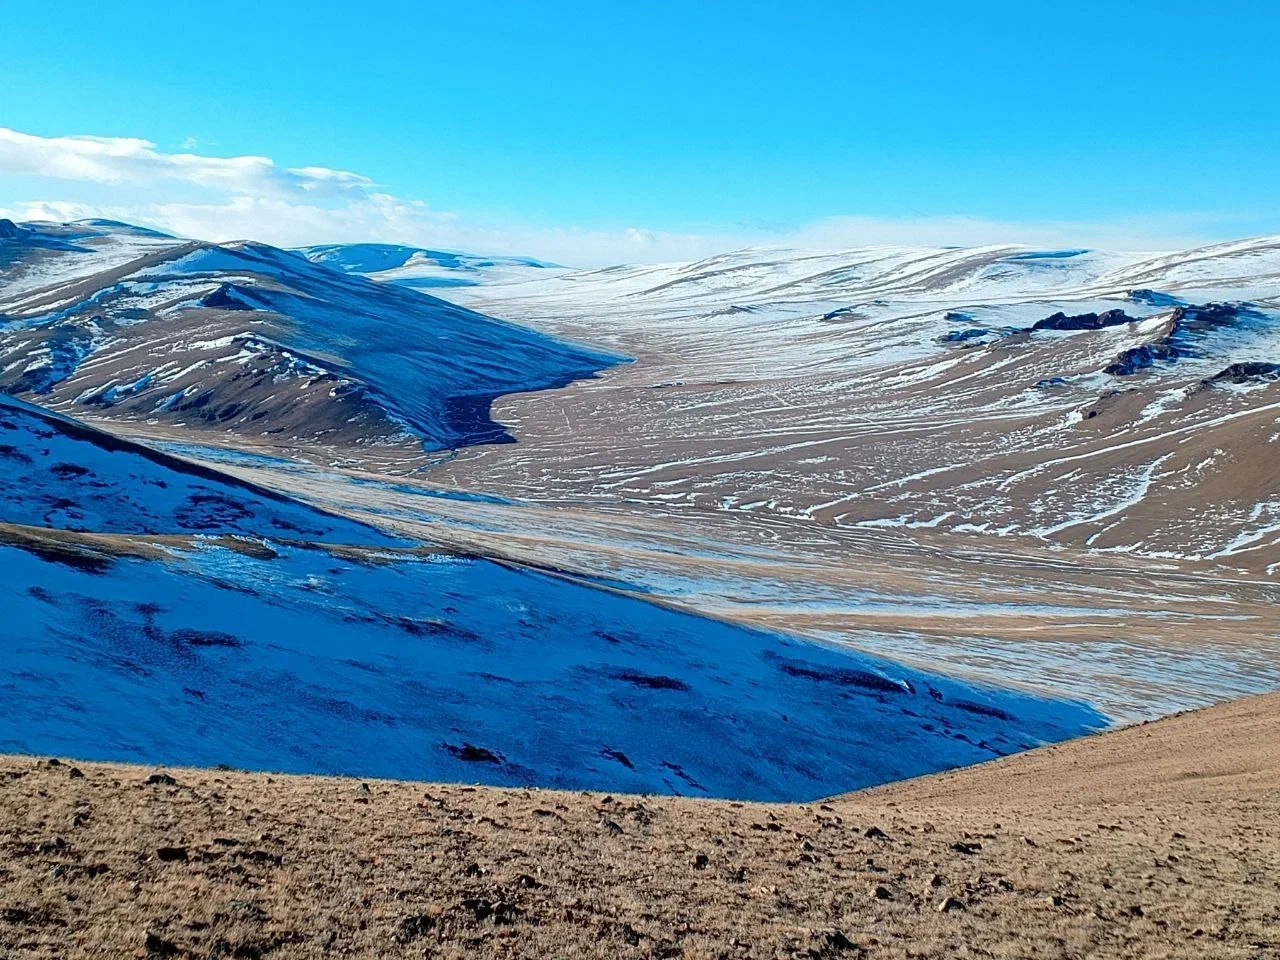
(476, 239), (1280, 318)
(0, 220), (617, 454)
(1, 536), (1104, 801)
(0, 392), (396, 542)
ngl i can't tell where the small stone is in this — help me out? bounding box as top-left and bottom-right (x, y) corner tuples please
(937, 896), (966, 913)
(68, 767), (84, 779)
(229, 899), (269, 922)
(144, 932), (178, 957)
(396, 913), (436, 943)
(47, 758), (62, 767)
(951, 841), (982, 854)
(146, 773), (177, 786)
(863, 826), (889, 840)
(871, 884), (894, 900)
(811, 929), (859, 953)
(693, 853), (709, 870)
(155, 846), (188, 863)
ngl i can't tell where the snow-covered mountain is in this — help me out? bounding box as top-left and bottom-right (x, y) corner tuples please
(298, 241), (560, 289)
(0, 219), (614, 456)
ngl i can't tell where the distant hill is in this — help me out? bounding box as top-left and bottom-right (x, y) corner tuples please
(298, 242), (561, 289)
(0, 219), (615, 455)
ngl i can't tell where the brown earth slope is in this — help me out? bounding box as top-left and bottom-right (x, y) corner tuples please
(1, 694), (1277, 960)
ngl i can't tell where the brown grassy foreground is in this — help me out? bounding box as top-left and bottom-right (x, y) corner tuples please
(2, 694), (1277, 959)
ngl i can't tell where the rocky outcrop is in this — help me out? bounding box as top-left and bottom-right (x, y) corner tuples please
(938, 328), (996, 345)
(1032, 309), (1139, 332)
(1205, 362), (1280, 385)
(1104, 342), (1180, 376)
(1104, 303), (1263, 377)
(1128, 289), (1183, 307)
(198, 283), (260, 312)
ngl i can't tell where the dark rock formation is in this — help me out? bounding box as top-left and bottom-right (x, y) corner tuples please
(1205, 362), (1280, 385)
(1032, 309), (1139, 332)
(199, 283), (260, 311)
(1104, 343), (1180, 376)
(1129, 289), (1183, 307)
(939, 328), (995, 345)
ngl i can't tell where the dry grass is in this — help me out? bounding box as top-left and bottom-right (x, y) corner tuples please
(2, 694), (1278, 959)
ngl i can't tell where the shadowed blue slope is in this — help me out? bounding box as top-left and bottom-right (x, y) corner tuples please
(0, 394), (399, 544)
(1001, 249), (1090, 261)
(299, 242), (554, 275)
(0, 539), (1106, 802)
(0, 218), (93, 266)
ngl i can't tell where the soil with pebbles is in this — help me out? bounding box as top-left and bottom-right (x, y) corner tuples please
(2, 693), (1277, 959)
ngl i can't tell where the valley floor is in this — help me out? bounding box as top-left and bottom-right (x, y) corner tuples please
(2, 693), (1276, 959)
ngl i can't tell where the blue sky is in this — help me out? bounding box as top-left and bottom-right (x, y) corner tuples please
(2, 0), (1277, 262)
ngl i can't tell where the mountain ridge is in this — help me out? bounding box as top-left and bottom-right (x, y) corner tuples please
(0, 219), (619, 458)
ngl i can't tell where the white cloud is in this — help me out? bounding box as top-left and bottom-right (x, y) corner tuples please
(0, 127), (368, 200)
(0, 126), (1254, 266)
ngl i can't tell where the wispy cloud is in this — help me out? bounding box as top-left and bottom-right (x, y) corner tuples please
(0, 127), (369, 198)
(0, 126), (1257, 265)
(1, 126), (749, 264)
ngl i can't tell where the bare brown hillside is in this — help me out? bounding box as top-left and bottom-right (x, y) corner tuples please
(2, 693), (1277, 959)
